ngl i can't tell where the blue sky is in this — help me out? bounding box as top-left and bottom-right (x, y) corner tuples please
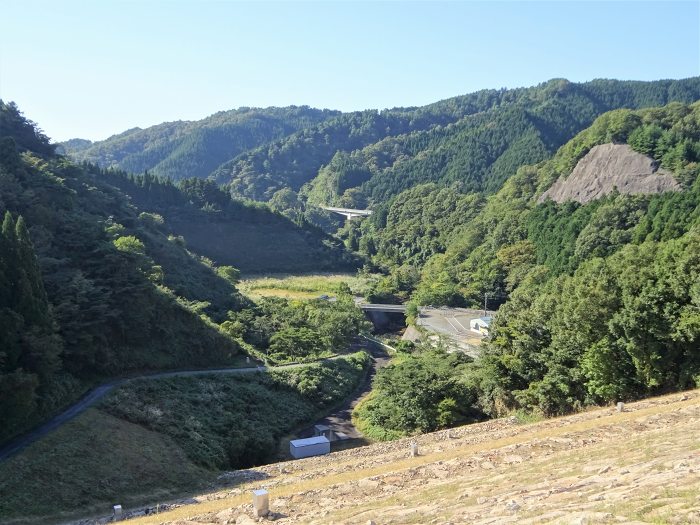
(1, 0), (699, 141)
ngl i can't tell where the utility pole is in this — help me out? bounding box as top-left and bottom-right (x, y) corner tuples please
(484, 292), (488, 317)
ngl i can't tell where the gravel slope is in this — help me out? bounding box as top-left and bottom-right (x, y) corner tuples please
(539, 143), (681, 204)
(106, 389), (700, 525)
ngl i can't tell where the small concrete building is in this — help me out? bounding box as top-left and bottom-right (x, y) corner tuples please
(470, 316), (492, 336)
(313, 424), (335, 441)
(289, 436), (331, 459)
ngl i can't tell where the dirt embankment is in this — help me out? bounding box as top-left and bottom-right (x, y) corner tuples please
(117, 390), (700, 525)
(539, 143), (681, 204)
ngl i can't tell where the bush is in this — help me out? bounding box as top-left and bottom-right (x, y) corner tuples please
(100, 352), (369, 469)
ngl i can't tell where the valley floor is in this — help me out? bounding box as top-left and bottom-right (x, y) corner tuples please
(121, 390), (699, 525)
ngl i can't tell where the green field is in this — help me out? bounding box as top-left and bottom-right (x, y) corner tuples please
(239, 272), (372, 300)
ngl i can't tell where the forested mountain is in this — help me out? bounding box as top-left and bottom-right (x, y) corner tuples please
(61, 106), (338, 181)
(0, 101), (360, 445)
(10, 78), (700, 449)
(350, 101), (700, 427)
(0, 101), (248, 443)
(357, 102), (700, 303)
(99, 170), (360, 273)
(303, 78), (700, 208)
(470, 102), (700, 416)
(61, 78), (700, 218)
(213, 104), (472, 200)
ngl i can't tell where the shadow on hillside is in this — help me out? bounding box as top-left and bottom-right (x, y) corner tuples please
(215, 468), (272, 487)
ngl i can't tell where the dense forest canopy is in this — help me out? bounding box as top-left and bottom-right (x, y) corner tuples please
(355, 100), (700, 434)
(0, 101), (247, 442)
(62, 106), (339, 181)
(223, 78), (700, 205)
(61, 78), (700, 216)
(97, 168), (361, 273)
(351, 101), (700, 306)
(353, 101), (700, 440)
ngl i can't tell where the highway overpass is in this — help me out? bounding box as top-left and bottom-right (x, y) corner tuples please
(357, 303), (407, 313)
(321, 206), (373, 220)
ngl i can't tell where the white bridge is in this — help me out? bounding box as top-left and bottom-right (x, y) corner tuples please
(358, 303), (407, 313)
(321, 206), (372, 220)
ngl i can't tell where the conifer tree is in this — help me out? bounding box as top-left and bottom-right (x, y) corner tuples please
(14, 215), (50, 327)
(0, 211), (11, 308)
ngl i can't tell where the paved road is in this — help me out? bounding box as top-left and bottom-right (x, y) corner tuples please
(0, 359), (336, 463)
(415, 307), (496, 356)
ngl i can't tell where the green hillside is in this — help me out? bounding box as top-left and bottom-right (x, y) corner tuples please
(0, 101), (362, 446)
(61, 106), (338, 181)
(59, 78), (700, 224)
(0, 101), (246, 444)
(305, 78), (700, 207)
(213, 104), (472, 200)
(100, 170), (361, 274)
(409, 102), (700, 304)
(351, 101), (700, 436)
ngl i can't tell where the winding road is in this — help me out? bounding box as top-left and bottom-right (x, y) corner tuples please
(0, 359), (339, 463)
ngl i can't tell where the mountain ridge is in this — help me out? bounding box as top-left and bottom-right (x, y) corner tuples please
(59, 78), (700, 217)
(61, 106), (340, 181)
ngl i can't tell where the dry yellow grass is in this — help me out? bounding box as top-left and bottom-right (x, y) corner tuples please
(238, 273), (370, 301)
(126, 391), (700, 525)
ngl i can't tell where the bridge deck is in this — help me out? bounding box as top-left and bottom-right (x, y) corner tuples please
(320, 206), (373, 217)
(359, 303), (406, 312)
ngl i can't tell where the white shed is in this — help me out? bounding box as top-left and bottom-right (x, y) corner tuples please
(470, 316), (493, 335)
(289, 436), (331, 459)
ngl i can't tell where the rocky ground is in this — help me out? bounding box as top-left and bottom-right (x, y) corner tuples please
(539, 143), (680, 204)
(106, 390), (699, 525)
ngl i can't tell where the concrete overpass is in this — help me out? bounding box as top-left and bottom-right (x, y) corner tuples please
(357, 303), (407, 313)
(321, 206), (373, 220)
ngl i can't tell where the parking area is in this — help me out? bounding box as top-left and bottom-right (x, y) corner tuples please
(416, 307), (495, 356)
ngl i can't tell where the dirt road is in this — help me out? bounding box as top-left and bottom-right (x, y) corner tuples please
(299, 340), (391, 440)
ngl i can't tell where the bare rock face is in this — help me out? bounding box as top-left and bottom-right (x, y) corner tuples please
(539, 144), (681, 204)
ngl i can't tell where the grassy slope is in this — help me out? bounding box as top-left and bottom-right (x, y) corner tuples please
(0, 354), (369, 525)
(126, 390), (700, 525)
(0, 409), (213, 525)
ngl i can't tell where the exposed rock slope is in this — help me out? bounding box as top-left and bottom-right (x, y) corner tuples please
(112, 390), (699, 525)
(539, 143), (681, 204)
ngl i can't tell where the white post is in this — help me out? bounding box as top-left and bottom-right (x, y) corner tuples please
(252, 489), (269, 517)
(410, 442), (419, 457)
(113, 505), (123, 520)
(616, 402), (624, 412)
